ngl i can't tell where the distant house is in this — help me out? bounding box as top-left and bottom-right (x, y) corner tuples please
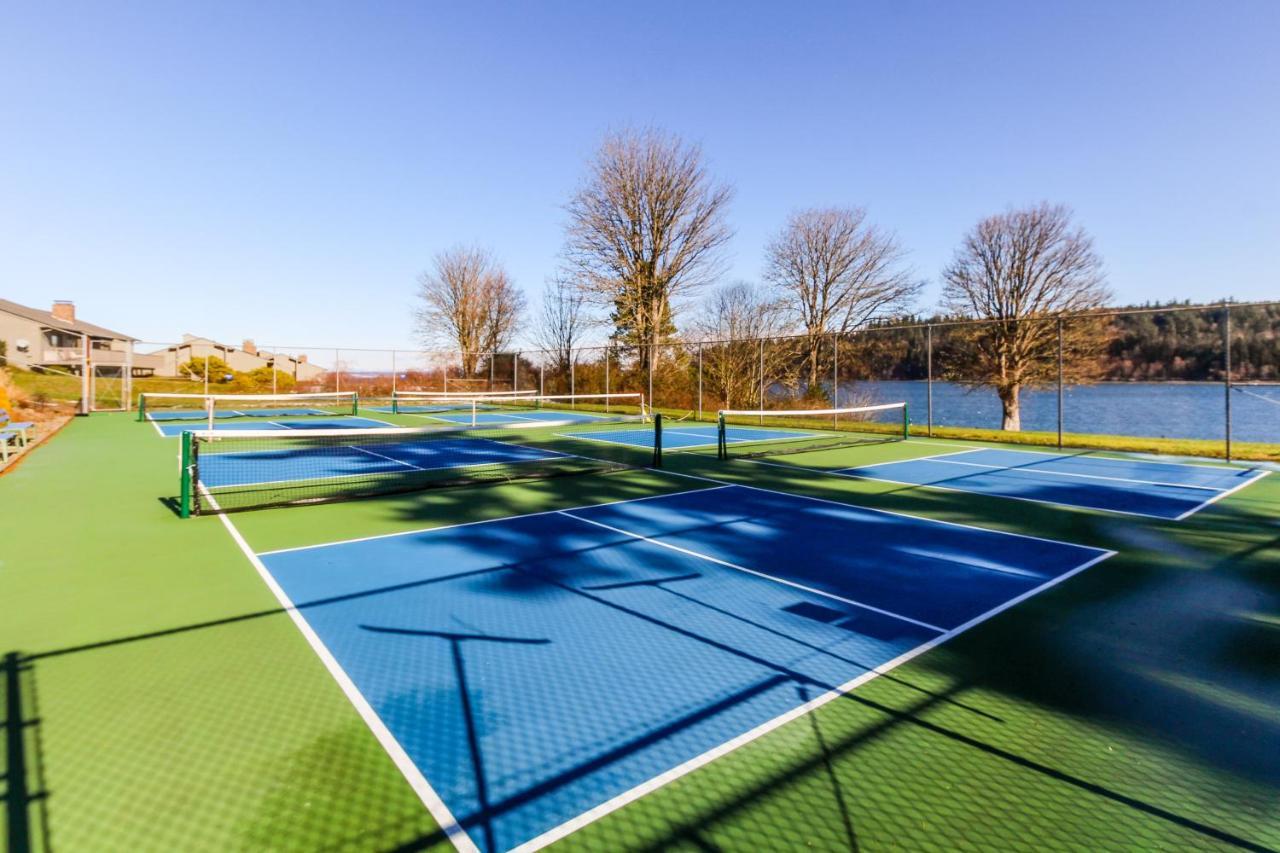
(142, 335), (327, 382)
(0, 298), (160, 375)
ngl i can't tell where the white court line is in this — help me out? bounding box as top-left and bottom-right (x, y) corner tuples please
(902, 456), (1228, 492)
(552, 431), (653, 448)
(742, 457), (1181, 522)
(204, 489), (480, 853)
(1174, 469), (1272, 520)
(258, 484), (734, 555)
(653, 466), (1122, 551)
(349, 444), (428, 471)
(515, 533), (1116, 852)
(228, 468), (1115, 851)
(945, 444), (1255, 474)
(559, 511), (946, 633)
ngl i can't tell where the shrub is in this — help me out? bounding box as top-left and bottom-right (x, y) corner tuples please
(178, 356), (234, 383)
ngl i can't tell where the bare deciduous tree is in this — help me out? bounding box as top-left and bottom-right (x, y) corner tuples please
(564, 127), (734, 381)
(694, 282), (796, 409)
(942, 202), (1111, 430)
(415, 246), (525, 375)
(764, 207), (920, 392)
(535, 274), (588, 377)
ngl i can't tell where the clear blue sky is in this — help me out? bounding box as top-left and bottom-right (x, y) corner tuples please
(2, 0), (1276, 357)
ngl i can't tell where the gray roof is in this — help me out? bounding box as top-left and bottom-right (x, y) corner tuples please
(0, 298), (135, 341)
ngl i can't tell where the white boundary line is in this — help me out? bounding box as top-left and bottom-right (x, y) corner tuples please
(559, 511), (945, 633)
(228, 469), (1115, 851)
(865, 450), (1231, 492)
(963, 444), (1258, 473)
(258, 483), (735, 556)
(514, 542), (1116, 851)
(744, 457), (1181, 521)
(655, 468), (1118, 552)
(1173, 469), (1272, 520)
(204, 489), (479, 853)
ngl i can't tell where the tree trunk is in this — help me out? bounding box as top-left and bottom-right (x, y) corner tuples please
(808, 337), (821, 393)
(998, 383), (1021, 431)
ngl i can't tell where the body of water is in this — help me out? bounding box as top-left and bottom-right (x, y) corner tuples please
(833, 380), (1280, 444)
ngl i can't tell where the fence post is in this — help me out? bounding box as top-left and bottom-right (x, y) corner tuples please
(391, 350), (397, 395)
(539, 362), (544, 397)
(926, 325), (933, 437)
(697, 342), (703, 421)
(489, 351), (495, 391)
(605, 345), (610, 399)
(513, 352), (519, 392)
(758, 338), (765, 424)
(648, 340), (655, 413)
(832, 333), (839, 426)
(335, 349), (341, 393)
(1057, 317), (1064, 450)
(1224, 304), (1232, 461)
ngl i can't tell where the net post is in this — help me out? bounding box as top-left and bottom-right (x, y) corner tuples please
(179, 431), (193, 519)
(717, 412), (727, 460)
(137, 393), (146, 422)
(925, 325), (933, 437)
(1056, 317), (1064, 451)
(351, 392), (359, 416)
(902, 402), (910, 440)
(1224, 303), (1232, 461)
(652, 413), (663, 468)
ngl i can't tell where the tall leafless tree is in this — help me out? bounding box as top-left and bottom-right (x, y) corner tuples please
(694, 282), (796, 409)
(563, 127), (734, 382)
(764, 207), (920, 392)
(942, 202), (1111, 430)
(535, 274), (588, 377)
(415, 246), (525, 375)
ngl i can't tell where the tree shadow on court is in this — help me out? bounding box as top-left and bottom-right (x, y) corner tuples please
(17, 454), (1279, 851)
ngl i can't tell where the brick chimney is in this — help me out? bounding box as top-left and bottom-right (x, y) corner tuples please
(52, 300), (76, 323)
(242, 339), (257, 356)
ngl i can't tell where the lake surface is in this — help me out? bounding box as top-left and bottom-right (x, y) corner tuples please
(831, 380), (1280, 444)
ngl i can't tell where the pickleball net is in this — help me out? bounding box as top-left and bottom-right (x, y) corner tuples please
(717, 402), (909, 459)
(391, 391), (647, 422)
(179, 412), (657, 516)
(139, 391), (359, 423)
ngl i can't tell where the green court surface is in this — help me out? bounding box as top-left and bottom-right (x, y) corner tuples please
(3, 412), (1278, 851)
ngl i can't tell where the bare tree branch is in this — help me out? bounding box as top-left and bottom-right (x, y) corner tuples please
(693, 282), (796, 409)
(414, 246), (526, 375)
(764, 207), (920, 389)
(563, 127), (734, 375)
(535, 274), (588, 376)
(941, 202), (1111, 430)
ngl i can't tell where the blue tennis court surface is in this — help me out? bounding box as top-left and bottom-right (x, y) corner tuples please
(565, 423), (815, 450)
(256, 485), (1110, 851)
(839, 448), (1269, 520)
(157, 416), (391, 437)
(198, 436), (563, 488)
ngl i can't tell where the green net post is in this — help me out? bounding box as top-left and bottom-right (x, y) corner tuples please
(179, 431), (193, 519)
(137, 394), (146, 422)
(717, 413), (727, 460)
(351, 392), (359, 416)
(902, 402), (910, 440)
(652, 413), (663, 468)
